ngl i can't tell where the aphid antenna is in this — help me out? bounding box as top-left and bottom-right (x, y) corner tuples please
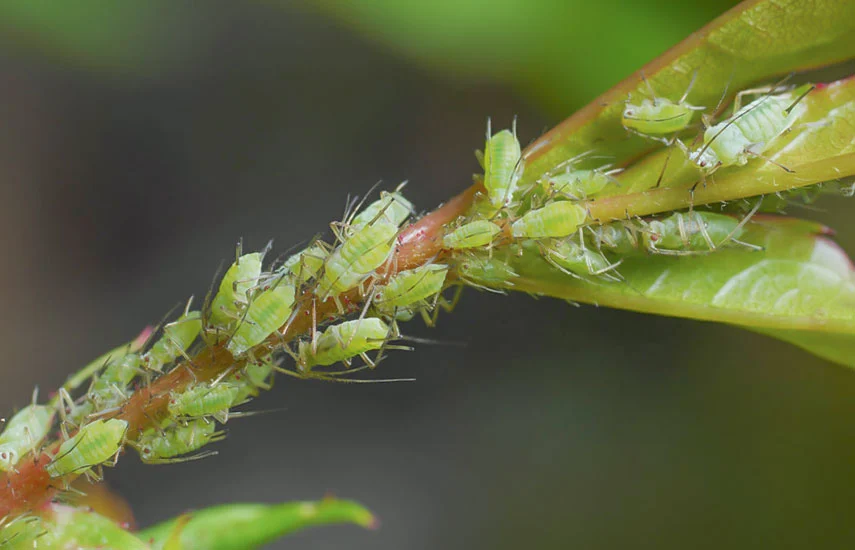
(638, 70), (658, 104)
(344, 180), (385, 228)
(146, 450), (220, 466)
(721, 199), (764, 251)
(679, 68), (701, 105)
(201, 259), (226, 328)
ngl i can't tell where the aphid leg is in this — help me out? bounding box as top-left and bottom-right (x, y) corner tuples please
(744, 148), (794, 173)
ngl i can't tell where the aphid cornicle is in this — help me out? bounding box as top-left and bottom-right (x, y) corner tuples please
(227, 281), (296, 355)
(297, 318), (390, 369)
(208, 252), (263, 334)
(315, 222), (398, 300)
(373, 264), (449, 314)
(46, 418), (128, 478)
(511, 202), (588, 239)
(167, 382), (242, 423)
(143, 310), (202, 372)
(442, 220), (502, 249)
(0, 403), (55, 471)
(689, 84), (811, 174)
(137, 419), (224, 464)
(481, 120), (523, 209)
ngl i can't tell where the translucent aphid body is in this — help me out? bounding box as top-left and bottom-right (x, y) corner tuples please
(298, 318), (390, 369)
(482, 124), (523, 208)
(350, 191), (414, 232)
(46, 419), (128, 478)
(168, 382), (242, 422)
(588, 223), (640, 255)
(457, 254), (518, 287)
(208, 252), (263, 332)
(543, 239), (615, 278)
(143, 311), (202, 372)
(373, 264), (448, 313)
(542, 168), (617, 200)
(227, 282), (295, 355)
(442, 220), (502, 249)
(137, 419), (223, 464)
(233, 358), (275, 402)
(282, 243), (328, 285)
(0, 404), (54, 471)
(316, 222), (398, 299)
(690, 85), (810, 173)
(622, 97), (701, 135)
(511, 202), (588, 239)
(642, 211), (744, 253)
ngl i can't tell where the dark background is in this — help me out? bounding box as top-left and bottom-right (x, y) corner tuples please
(1, 1), (854, 548)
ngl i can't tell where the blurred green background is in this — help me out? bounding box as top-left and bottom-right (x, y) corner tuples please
(1, 1), (854, 548)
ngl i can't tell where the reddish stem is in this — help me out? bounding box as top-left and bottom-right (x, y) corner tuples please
(0, 183), (480, 519)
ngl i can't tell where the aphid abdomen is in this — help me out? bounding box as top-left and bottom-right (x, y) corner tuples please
(374, 264), (448, 312)
(545, 239), (613, 277)
(622, 98), (695, 135)
(46, 419), (128, 478)
(644, 211), (741, 251)
(511, 202), (588, 239)
(591, 223), (640, 255)
(442, 221), (502, 249)
(227, 282), (296, 355)
(545, 169), (612, 200)
(316, 222), (397, 299)
(457, 254), (518, 285)
(484, 129), (522, 208)
(283, 244), (328, 285)
(138, 419), (220, 462)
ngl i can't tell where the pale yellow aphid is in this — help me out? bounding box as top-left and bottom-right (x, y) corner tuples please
(46, 419), (128, 478)
(442, 220), (502, 249)
(315, 222), (398, 300)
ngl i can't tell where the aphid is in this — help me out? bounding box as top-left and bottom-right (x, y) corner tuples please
(0, 514), (45, 547)
(0, 402), (55, 471)
(168, 382), (242, 423)
(456, 254), (518, 292)
(350, 188), (414, 232)
(373, 264), (449, 316)
(622, 74), (704, 137)
(46, 418), (128, 478)
(510, 202), (588, 239)
(641, 211), (755, 255)
(315, 222), (398, 300)
(232, 358), (275, 402)
(282, 243), (328, 285)
(207, 251), (263, 335)
(297, 318), (391, 369)
(137, 419), (224, 464)
(542, 238), (620, 279)
(227, 281), (295, 355)
(587, 222), (642, 255)
(142, 310), (202, 372)
(541, 167), (621, 200)
(442, 220), (502, 249)
(689, 84), (812, 174)
(480, 119), (523, 209)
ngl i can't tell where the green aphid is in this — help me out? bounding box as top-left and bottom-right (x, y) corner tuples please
(481, 121), (523, 208)
(542, 168), (619, 200)
(0, 404), (55, 471)
(168, 382), (242, 423)
(208, 252), (263, 333)
(0, 515), (46, 548)
(511, 202), (588, 239)
(137, 419), (224, 464)
(232, 358), (275, 402)
(227, 282), (295, 356)
(143, 311), (202, 372)
(622, 98), (702, 136)
(588, 222), (641, 255)
(298, 318), (390, 369)
(46, 418), (128, 478)
(350, 189), (414, 232)
(282, 243), (328, 285)
(316, 222), (398, 300)
(373, 264), (448, 313)
(643, 211), (746, 254)
(542, 238), (618, 279)
(456, 254), (518, 290)
(442, 220), (502, 250)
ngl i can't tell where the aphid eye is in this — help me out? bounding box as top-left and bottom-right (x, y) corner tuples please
(626, 110), (634, 115)
(650, 234), (660, 242)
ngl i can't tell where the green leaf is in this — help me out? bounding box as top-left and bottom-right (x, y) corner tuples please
(464, 216), (855, 368)
(3, 504), (150, 550)
(523, 0), (855, 183)
(588, 76), (855, 220)
(140, 499), (376, 550)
